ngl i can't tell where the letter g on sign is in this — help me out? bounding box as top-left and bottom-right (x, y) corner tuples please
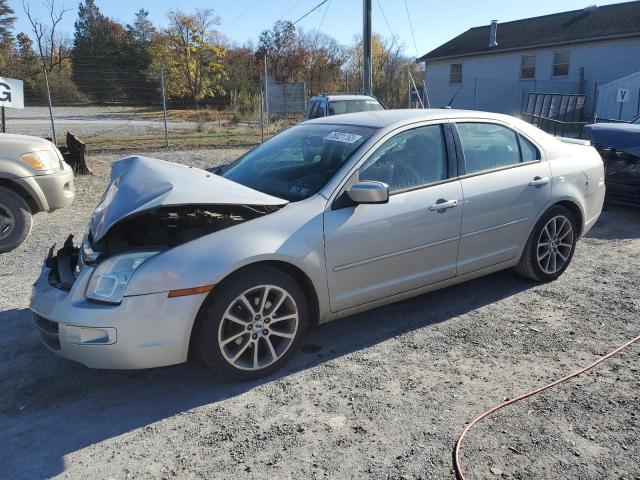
(0, 82), (11, 102)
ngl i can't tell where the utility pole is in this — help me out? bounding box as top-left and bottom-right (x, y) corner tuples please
(362, 0), (372, 95)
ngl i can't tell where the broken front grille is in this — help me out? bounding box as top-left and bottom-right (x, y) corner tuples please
(46, 235), (80, 291)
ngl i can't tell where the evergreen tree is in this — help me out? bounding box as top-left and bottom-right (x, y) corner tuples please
(0, 0), (16, 47)
(125, 10), (154, 68)
(72, 0), (152, 102)
(72, 0), (121, 65)
(128, 9), (155, 44)
(16, 32), (34, 57)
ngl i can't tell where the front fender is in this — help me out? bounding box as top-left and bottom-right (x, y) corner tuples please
(125, 195), (331, 319)
(0, 174), (48, 212)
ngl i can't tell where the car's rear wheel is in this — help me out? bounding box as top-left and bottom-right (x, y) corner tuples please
(195, 266), (308, 380)
(0, 187), (33, 254)
(515, 205), (577, 282)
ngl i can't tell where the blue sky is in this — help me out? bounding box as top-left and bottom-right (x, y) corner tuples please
(8, 0), (635, 57)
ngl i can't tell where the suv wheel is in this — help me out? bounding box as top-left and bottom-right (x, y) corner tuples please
(195, 266), (308, 380)
(0, 187), (33, 254)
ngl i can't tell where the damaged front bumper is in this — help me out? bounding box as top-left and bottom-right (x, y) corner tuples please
(30, 237), (207, 369)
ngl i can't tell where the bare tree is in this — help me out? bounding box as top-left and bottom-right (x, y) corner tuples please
(23, 0), (70, 71)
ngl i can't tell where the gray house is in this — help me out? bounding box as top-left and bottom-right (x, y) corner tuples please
(419, 2), (640, 118)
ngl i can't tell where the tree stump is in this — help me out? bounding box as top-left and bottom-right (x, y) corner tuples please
(58, 132), (92, 175)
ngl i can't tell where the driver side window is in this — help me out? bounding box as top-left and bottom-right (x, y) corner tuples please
(359, 125), (448, 193)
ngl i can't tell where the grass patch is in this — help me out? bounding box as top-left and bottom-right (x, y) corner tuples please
(81, 129), (267, 151)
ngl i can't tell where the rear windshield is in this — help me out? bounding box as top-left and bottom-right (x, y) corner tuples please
(223, 124), (377, 201)
(329, 99), (384, 115)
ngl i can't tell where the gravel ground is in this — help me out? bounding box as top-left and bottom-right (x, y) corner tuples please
(0, 147), (639, 480)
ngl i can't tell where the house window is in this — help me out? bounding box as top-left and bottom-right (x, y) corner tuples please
(450, 63), (462, 84)
(521, 55), (536, 79)
(553, 51), (570, 76)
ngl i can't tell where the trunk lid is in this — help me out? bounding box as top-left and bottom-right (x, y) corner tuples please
(90, 156), (288, 242)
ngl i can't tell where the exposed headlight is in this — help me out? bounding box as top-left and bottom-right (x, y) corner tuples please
(20, 150), (59, 172)
(85, 251), (159, 304)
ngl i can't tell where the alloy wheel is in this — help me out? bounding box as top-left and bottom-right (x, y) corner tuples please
(536, 215), (574, 275)
(218, 284), (299, 371)
(0, 203), (15, 241)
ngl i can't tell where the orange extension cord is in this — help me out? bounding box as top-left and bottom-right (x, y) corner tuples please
(453, 333), (640, 480)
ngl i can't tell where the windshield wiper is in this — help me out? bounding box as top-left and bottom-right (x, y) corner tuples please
(206, 163), (229, 175)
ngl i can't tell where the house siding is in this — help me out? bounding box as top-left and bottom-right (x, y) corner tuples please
(424, 37), (640, 118)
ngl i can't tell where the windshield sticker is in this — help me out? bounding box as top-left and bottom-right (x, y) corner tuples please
(324, 132), (363, 144)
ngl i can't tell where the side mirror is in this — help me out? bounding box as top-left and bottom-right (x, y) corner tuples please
(347, 181), (389, 205)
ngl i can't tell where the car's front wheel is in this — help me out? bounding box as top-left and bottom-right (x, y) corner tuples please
(0, 186), (33, 254)
(515, 205), (578, 282)
(195, 266), (308, 380)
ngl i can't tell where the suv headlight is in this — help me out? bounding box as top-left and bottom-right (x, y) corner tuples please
(20, 150), (59, 172)
(85, 251), (159, 304)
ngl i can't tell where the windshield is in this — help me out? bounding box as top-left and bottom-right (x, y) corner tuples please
(329, 99), (384, 115)
(632, 116), (640, 125)
(222, 124), (377, 201)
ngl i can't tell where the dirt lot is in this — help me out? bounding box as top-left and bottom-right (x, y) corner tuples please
(0, 147), (639, 480)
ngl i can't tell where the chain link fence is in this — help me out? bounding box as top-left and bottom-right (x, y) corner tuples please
(3, 64), (302, 151)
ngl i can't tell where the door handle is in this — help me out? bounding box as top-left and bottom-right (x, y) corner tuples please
(429, 199), (459, 211)
(529, 176), (550, 187)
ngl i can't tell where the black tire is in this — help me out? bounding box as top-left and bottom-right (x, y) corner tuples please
(0, 186), (33, 254)
(515, 205), (578, 282)
(195, 266), (308, 381)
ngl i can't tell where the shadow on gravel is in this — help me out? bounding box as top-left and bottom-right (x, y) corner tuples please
(585, 204), (640, 240)
(0, 269), (537, 479)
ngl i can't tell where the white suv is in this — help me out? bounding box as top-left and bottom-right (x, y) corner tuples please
(304, 94), (385, 120)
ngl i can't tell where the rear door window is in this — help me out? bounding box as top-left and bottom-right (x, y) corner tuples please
(518, 135), (541, 162)
(456, 123), (532, 174)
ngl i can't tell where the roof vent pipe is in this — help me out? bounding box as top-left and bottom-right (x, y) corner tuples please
(489, 20), (498, 48)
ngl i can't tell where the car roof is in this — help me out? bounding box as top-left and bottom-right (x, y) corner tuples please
(302, 108), (519, 129)
(312, 94), (379, 102)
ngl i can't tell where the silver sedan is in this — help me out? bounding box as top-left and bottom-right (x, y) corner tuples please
(31, 110), (605, 380)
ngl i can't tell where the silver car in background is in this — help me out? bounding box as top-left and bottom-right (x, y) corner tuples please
(31, 110), (605, 380)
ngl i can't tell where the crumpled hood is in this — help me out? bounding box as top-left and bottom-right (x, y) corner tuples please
(90, 156), (287, 242)
(583, 123), (640, 157)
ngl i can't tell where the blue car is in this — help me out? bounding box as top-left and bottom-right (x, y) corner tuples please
(583, 116), (640, 207)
